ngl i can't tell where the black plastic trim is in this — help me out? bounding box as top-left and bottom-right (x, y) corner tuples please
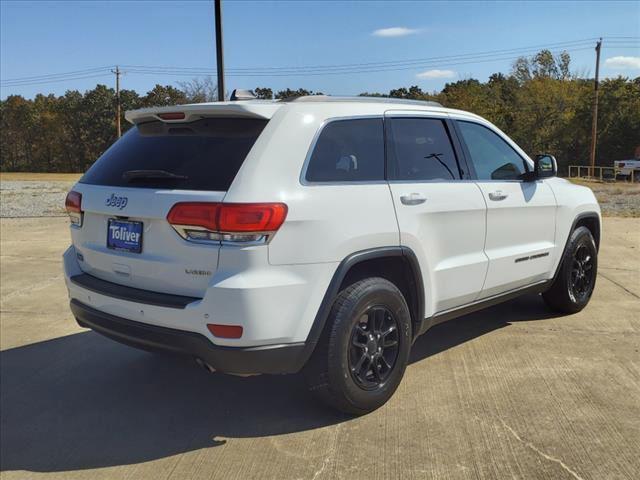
(445, 118), (474, 180)
(70, 273), (200, 309)
(450, 119), (478, 180)
(574, 212), (601, 250)
(423, 280), (551, 331)
(299, 246), (425, 366)
(71, 299), (307, 374)
(550, 212), (601, 285)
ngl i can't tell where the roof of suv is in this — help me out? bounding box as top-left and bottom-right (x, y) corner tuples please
(125, 95), (470, 125)
(279, 95), (443, 108)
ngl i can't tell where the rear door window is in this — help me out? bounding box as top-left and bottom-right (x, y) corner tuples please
(304, 118), (384, 182)
(387, 117), (461, 181)
(80, 118), (268, 191)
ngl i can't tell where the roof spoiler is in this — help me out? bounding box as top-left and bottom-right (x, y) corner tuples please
(125, 102), (281, 124)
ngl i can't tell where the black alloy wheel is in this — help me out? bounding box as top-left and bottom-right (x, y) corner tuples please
(348, 306), (400, 390)
(569, 243), (596, 303)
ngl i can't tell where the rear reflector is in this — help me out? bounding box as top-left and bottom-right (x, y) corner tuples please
(207, 324), (243, 339)
(157, 112), (186, 120)
(167, 202), (287, 233)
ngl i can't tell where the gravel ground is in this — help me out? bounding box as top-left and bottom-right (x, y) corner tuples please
(2, 178), (639, 218)
(572, 180), (640, 217)
(0, 181), (75, 218)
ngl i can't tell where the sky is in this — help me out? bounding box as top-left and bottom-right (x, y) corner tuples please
(1, 0), (639, 99)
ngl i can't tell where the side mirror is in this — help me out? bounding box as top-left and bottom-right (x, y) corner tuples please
(534, 154), (557, 179)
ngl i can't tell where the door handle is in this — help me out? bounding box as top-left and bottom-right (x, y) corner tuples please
(488, 190), (508, 201)
(400, 193), (427, 205)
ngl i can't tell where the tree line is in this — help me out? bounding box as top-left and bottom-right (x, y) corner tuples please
(1, 50), (638, 174)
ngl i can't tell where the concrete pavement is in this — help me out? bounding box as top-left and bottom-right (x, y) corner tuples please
(1, 216), (638, 480)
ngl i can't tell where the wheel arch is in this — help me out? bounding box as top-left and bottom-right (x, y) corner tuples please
(551, 211), (601, 284)
(574, 213), (600, 250)
(300, 246), (425, 368)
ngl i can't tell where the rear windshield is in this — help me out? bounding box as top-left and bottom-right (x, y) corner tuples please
(80, 118), (268, 191)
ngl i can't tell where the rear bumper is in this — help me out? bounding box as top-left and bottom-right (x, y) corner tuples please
(63, 245), (336, 348)
(70, 299), (308, 374)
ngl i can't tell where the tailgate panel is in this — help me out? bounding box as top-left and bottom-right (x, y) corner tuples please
(71, 184), (224, 298)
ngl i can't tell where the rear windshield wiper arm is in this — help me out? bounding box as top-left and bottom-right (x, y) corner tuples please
(122, 170), (188, 182)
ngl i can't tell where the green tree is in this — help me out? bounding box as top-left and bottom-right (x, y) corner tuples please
(253, 87), (273, 99)
(439, 79), (491, 116)
(0, 95), (36, 171)
(119, 89), (141, 135)
(274, 88), (323, 99)
(141, 84), (188, 108)
(2, 50), (638, 174)
(595, 76), (640, 163)
(78, 84), (117, 171)
(512, 49), (572, 83)
(178, 77), (217, 103)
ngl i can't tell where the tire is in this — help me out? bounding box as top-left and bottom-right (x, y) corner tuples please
(305, 277), (412, 415)
(543, 226), (598, 314)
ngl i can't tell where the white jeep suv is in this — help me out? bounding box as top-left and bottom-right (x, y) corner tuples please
(63, 96), (600, 414)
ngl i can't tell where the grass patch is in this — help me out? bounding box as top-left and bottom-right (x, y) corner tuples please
(0, 172), (82, 182)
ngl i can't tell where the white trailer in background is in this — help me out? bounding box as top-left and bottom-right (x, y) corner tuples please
(614, 158), (640, 181)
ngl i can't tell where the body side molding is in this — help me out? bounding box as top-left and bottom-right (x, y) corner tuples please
(425, 280), (550, 329)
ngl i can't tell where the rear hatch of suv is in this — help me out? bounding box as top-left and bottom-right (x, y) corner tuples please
(69, 112), (270, 298)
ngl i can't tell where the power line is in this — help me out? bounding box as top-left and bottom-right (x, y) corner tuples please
(0, 38), (608, 83)
(1, 37), (637, 87)
(124, 38), (600, 73)
(126, 39), (600, 73)
(0, 66), (113, 83)
(125, 46), (596, 77)
(119, 38), (636, 75)
(1, 73), (113, 88)
(0, 46), (598, 86)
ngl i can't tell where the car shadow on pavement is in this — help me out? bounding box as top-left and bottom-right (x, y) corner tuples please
(1, 294), (555, 473)
(409, 293), (556, 363)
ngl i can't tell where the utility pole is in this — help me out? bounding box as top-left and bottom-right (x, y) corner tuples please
(214, 0), (225, 101)
(589, 38), (602, 177)
(111, 66), (122, 138)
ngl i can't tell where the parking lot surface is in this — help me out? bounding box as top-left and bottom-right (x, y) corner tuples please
(1, 216), (638, 480)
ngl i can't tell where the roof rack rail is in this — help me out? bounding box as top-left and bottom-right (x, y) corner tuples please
(278, 95), (443, 108)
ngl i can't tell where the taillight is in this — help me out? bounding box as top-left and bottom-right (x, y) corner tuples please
(218, 203), (288, 232)
(167, 202), (288, 244)
(65, 191), (83, 227)
(166, 202), (220, 231)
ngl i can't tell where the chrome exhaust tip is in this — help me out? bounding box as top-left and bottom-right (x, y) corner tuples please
(195, 357), (216, 373)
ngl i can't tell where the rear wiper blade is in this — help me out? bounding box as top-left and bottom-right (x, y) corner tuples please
(122, 170), (188, 182)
